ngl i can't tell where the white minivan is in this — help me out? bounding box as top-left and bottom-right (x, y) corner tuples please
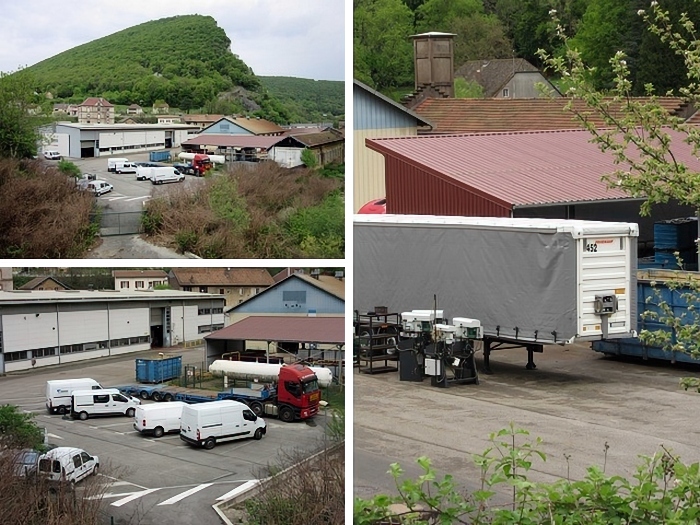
(86, 180), (113, 196)
(71, 388), (140, 420)
(116, 161), (138, 174)
(38, 447), (99, 483)
(180, 400), (266, 449)
(134, 401), (187, 438)
(46, 378), (102, 415)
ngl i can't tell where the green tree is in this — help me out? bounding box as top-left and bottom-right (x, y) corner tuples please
(454, 77), (484, 97)
(414, 0), (484, 33)
(0, 69), (44, 159)
(300, 148), (318, 169)
(354, 0), (415, 90)
(451, 14), (514, 64)
(0, 404), (44, 449)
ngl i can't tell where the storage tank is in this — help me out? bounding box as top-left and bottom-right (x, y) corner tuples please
(208, 361), (333, 387)
(178, 152), (196, 161)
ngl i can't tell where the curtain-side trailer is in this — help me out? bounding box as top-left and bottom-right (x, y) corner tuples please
(354, 215), (639, 370)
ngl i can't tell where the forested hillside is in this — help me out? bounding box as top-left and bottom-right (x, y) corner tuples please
(354, 0), (700, 97)
(23, 15), (342, 124)
(259, 77), (344, 123)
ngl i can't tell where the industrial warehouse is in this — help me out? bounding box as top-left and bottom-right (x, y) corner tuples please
(0, 289), (225, 373)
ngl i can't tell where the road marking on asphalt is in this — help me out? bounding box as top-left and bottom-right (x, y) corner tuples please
(46, 433), (64, 440)
(216, 480), (259, 501)
(126, 196), (150, 201)
(105, 196), (129, 201)
(157, 483), (213, 505)
(87, 491), (139, 501)
(111, 488), (160, 507)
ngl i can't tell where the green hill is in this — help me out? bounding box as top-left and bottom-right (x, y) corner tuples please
(25, 15), (321, 123)
(259, 76), (344, 123)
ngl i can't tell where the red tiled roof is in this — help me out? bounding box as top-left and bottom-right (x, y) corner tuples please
(170, 268), (274, 287)
(230, 117), (285, 135)
(182, 134), (284, 149)
(413, 97), (690, 134)
(80, 97), (114, 107)
(366, 127), (700, 207)
(205, 316), (344, 344)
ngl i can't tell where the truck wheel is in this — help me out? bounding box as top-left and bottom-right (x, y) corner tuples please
(126, 408), (136, 418)
(58, 406), (67, 415)
(140, 391), (150, 400)
(163, 393), (173, 402)
(79, 411), (88, 421)
(203, 438), (216, 450)
(254, 428), (264, 440)
(279, 406), (294, 423)
(153, 392), (162, 402)
(249, 402), (263, 416)
(154, 427), (164, 438)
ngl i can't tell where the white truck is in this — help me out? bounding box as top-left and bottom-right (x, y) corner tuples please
(107, 158), (129, 172)
(180, 400), (266, 449)
(46, 378), (102, 414)
(354, 214), (640, 370)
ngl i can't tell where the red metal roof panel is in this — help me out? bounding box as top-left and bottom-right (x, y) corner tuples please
(366, 128), (700, 206)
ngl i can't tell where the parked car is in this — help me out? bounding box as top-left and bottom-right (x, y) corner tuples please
(86, 180), (113, 196)
(38, 447), (99, 483)
(357, 198), (387, 214)
(3, 449), (41, 478)
(43, 151), (61, 160)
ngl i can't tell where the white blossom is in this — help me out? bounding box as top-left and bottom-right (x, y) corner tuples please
(637, 9), (645, 16)
(549, 9), (557, 15)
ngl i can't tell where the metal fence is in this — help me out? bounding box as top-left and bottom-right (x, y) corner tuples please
(97, 211), (144, 236)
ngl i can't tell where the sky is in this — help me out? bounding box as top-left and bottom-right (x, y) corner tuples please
(0, 0), (345, 81)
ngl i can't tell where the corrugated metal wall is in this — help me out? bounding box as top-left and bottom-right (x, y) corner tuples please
(385, 157), (513, 217)
(354, 83), (421, 211)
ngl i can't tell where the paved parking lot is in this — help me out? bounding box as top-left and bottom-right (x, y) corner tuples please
(354, 342), (700, 501)
(1, 347), (330, 525)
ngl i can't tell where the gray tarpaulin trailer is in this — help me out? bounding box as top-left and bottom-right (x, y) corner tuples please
(354, 215), (639, 371)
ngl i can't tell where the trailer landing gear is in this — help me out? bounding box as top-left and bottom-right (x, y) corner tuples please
(482, 338), (543, 374)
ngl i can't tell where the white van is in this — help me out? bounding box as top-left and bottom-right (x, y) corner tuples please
(151, 167), (185, 185)
(116, 161), (138, 174)
(43, 150), (61, 160)
(107, 158), (129, 172)
(86, 180), (113, 196)
(46, 378), (102, 415)
(134, 401), (187, 438)
(180, 400), (266, 449)
(38, 447), (99, 483)
(71, 388), (140, 420)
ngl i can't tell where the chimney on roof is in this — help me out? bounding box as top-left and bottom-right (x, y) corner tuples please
(310, 269), (321, 280)
(334, 270), (344, 281)
(410, 32), (455, 98)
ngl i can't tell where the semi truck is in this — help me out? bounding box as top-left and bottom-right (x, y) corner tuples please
(354, 214), (640, 371)
(173, 153), (212, 177)
(117, 363), (322, 422)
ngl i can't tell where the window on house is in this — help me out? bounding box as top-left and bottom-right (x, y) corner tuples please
(120, 281), (129, 289)
(183, 286), (192, 292)
(283, 291), (306, 304)
(502, 88), (510, 98)
(135, 281), (144, 289)
(199, 286), (207, 293)
(219, 289), (224, 295)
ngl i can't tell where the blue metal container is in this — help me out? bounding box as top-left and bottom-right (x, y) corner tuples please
(148, 150), (172, 162)
(136, 356), (182, 383)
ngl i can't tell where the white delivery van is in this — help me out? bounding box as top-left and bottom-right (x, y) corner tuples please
(46, 378), (102, 415)
(151, 167), (185, 185)
(107, 158), (129, 172)
(135, 165), (153, 181)
(86, 180), (113, 196)
(38, 447), (99, 483)
(116, 161), (138, 174)
(134, 401), (187, 438)
(70, 388), (140, 420)
(180, 400), (266, 449)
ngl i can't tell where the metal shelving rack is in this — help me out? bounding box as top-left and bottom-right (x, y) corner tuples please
(354, 310), (401, 374)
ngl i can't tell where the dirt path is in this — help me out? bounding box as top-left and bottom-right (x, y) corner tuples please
(84, 235), (195, 259)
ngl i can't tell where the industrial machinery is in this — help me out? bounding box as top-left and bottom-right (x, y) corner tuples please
(398, 310), (482, 387)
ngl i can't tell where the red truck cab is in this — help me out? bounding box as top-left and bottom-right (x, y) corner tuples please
(276, 364), (320, 420)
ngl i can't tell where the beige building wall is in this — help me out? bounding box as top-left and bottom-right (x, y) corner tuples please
(354, 126), (417, 212)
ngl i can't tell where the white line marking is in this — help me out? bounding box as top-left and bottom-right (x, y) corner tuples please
(46, 433), (64, 440)
(216, 480), (259, 501)
(157, 483), (212, 505)
(106, 196), (129, 201)
(126, 196), (150, 201)
(111, 488), (160, 507)
(86, 491), (138, 500)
